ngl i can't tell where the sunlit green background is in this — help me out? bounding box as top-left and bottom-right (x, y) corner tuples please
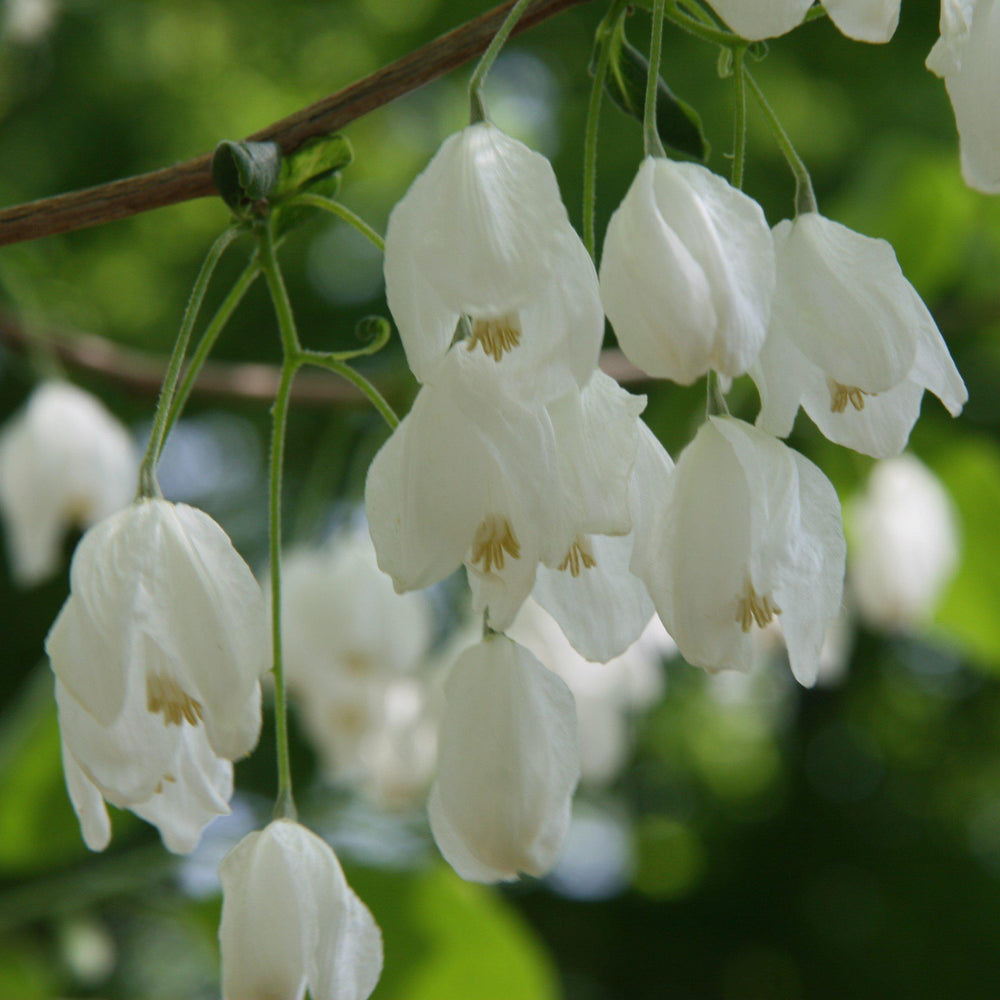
(2, 0), (1000, 997)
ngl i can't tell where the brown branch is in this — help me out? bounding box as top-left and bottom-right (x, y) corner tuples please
(0, 310), (647, 405)
(0, 0), (592, 247)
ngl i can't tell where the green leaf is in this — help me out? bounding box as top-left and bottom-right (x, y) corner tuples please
(211, 140), (282, 214)
(597, 25), (709, 162)
(347, 864), (559, 1000)
(275, 133), (353, 201)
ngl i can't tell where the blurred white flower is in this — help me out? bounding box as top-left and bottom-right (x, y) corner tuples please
(219, 819), (383, 1000)
(927, 0), (1000, 193)
(752, 213), (967, 458)
(599, 157), (775, 385)
(632, 417), (845, 687)
(0, 382), (136, 585)
(278, 531), (438, 807)
(428, 634), (579, 882)
(46, 499), (270, 851)
(384, 121), (602, 397)
(848, 454), (960, 629)
(509, 598), (670, 785)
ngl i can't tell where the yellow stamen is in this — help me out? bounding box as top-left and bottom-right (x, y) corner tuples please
(558, 537), (597, 578)
(467, 313), (521, 362)
(470, 515), (521, 574)
(830, 380), (871, 414)
(736, 582), (782, 633)
(146, 673), (204, 727)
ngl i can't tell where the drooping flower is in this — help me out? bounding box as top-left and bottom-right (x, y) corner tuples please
(366, 351), (643, 631)
(927, 0), (1000, 193)
(384, 121), (602, 396)
(848, 454), (960, 629)
(508, 599), (671, 785)
(46, 498), (270, 850)
(277, 532), (437, 807)
(632, 417), (846, 687)
(703, 0), (899, 41)
(599, 157), (775, 385)
(528, 420), (674, 663)
(0, 381), (136, 585)
(752, 213), (967, 459)
(218, 819), (383, 1000)
(702, 0), (812, 40)
(428, 634), (580, 882)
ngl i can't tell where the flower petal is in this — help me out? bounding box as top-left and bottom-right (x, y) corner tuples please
(823, 0), (900, 42)
(703, 0), (812, 39)
(428, 636), (579, 882)
(60, 739), (111, 852)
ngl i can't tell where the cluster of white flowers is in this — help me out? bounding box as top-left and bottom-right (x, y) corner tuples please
(366, 94), (967, 888)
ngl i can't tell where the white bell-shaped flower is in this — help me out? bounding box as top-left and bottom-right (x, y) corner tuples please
(599, 157), (775, 385)
(848, 454), (960, 629)
(703, 0), (811, 39)
(366, 352), (641, 630)
(384, 122), (602, 396)
(219, 819), (383, 1000)
(0, 381), (136, 585)
(428, 634), (580, 883)
(927, 0), (1000, 193)
(823, 0), (901, 42)
(752, 213), (967, 459)
(632, 417), (846, 687)
(530, 421), (673, 663)
(46, 498), (270, 849)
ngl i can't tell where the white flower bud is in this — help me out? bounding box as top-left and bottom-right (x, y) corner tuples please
(428, 635), (580, 882)
(219, 819), (383, 1000)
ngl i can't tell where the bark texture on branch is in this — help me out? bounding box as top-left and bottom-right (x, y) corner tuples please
(0, 0), (591, 247)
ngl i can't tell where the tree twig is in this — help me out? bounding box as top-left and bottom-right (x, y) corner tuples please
(0, 310), (646, 405)
(0, 0), (592, 247)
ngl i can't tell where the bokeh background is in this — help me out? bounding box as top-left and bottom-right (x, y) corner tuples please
(2, 0), (1000, 997)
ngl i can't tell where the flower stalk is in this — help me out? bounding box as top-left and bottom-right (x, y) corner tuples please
(468, 0), (537, 121)
(643, 0), (668, 158)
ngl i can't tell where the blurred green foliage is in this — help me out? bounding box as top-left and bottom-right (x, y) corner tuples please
(3, 0), (1000, 998)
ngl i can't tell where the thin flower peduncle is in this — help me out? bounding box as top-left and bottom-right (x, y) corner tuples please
(468, 0), (535, 123)
(583, 0), (629, 259)
(745, 70), (818, 215)
(257, 217), (302, 821)
(706, 369), (731, 418)
(288, 193), (386, 253)
(644, 0), (668, 158)
(136, 225), (242, 500)
(731, 46), (748, 189)
(159, 257), (263, 453)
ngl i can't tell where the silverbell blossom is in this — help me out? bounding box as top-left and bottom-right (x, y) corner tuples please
(599, 157), (775, 385)
(383, 121), (602, 398)
(428, 634), (580, 883)
(0, 381), (136, 585)
(366, 352), (639, 631)
(927, 0), (1000, 193)
(823, 0), (901, 42)
(45, 498), (270, 850)
(751, 213), (967, 459)
(702, 0), (811, 40)
(529, 420), (674, 663)
(219, 819), (383, 1000)
(632, 417), (846, 688)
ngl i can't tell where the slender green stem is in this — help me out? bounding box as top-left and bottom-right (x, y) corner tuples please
(136, 226), (241, 498)
(258, 222), (301, 357)
(467, 0), (535, 122)
(663, 1), (739, 46)
(583, 1), (627, 259)
(706, 368), (731, 417)
(300, 351), (399, 430)
(298, 318), (392, 366)
(288, 193), (385, 252)
(267, 355), (300, 822)
(675, 0), (721, 27)
(159, 259), (262, 454)
(745, 70), (817, 214)
(731, 47), (747, 189)
(644, 0), (667, 158)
